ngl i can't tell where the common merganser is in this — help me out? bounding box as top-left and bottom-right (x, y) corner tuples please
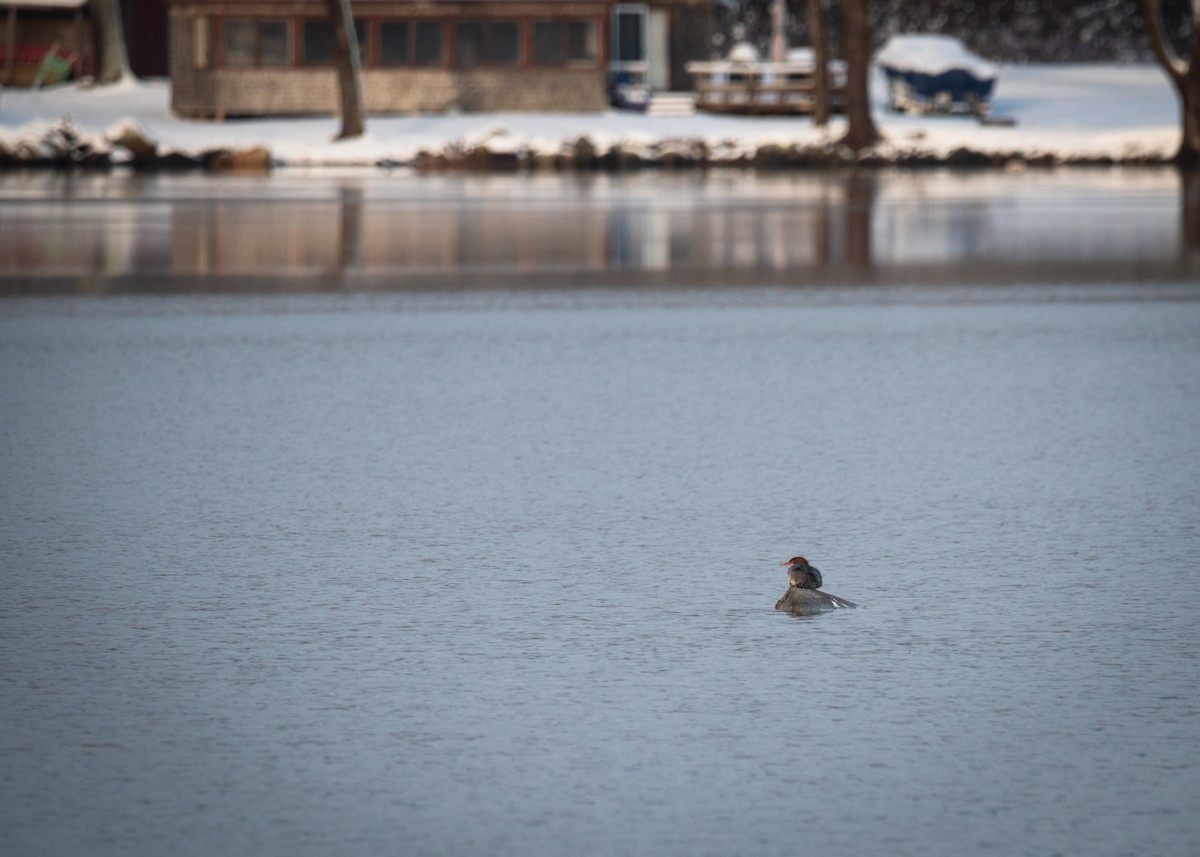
(779, 556), (823, 589)
(775, 556), (857, 614)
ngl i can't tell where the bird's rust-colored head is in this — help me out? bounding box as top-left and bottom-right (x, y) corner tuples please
(780, 556), (822, 589)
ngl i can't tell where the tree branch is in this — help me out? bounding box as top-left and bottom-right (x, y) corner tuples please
(1139, 0), (1187, 83)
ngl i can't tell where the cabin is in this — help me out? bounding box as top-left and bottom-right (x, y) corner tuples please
(0, 0), (94, 86)
(166, 0), (712, 119)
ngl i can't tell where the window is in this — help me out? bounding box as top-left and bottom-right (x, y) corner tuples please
(222, 18), (291, 67)
(302, 19), (367, 66)
(453, 20), (519, 67)
(533, 19), (598, 67)
(303, 20), (333, 66)
(491, 22), (519, 65)
(222, 19), (256, 66)
(380, 21), (409, 65)
(355, 20), (368, 62)
(567, 21), (597, 63)
(614, 8), (645, 63)
(379, 19), (445, 67)
(414, 21), (443, 66)
(260, 21), (289, 66)
(211, 16), (622, 70)
(455, 22), (485, 66)
(532, 21), (563, 66)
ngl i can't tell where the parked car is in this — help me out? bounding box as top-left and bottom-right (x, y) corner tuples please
(876, 34), (997, 116)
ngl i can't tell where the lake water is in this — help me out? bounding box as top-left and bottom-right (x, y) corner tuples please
(2, 170), (1200, 857)
(1, 168), (1196, 292)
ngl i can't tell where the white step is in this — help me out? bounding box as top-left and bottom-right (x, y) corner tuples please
(647, 92), (696, 117)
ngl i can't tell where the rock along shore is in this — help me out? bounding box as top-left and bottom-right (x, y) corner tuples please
(0, 115), (1174, 174)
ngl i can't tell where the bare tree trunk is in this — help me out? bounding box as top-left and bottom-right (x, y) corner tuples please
(1139, 0), (1200, 165)
(839, 0), (879, 151)
(90, 0), (130, 84)
(328, 0), (365, 140)
(1183, 69), (1200, 166)
(807, 0), (829, 126)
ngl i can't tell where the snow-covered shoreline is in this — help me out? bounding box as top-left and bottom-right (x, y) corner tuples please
(0, 64), (1182, 169)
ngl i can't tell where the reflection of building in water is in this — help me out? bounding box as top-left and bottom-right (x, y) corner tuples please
(359, 204), (610, 273)
(2, 172), (1192, 293)
(167, 187), (853, 278)
(604, 175), (855, 274)
(0, 201), (167, 279)
(172, 201), (344, 274)
(162, 172), (1182, 285)
(172, 196), (612, 276)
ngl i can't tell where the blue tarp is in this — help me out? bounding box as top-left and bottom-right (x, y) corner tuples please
(876, 35), (997, 114)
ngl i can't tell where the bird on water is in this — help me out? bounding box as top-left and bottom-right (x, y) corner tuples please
(775, 555), (857, 614)
(779, 556), (823, 589)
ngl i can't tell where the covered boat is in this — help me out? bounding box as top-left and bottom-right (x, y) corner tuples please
(876, 34), (996, 116)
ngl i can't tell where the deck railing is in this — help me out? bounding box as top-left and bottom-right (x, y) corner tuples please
(686, 60), (846, 115)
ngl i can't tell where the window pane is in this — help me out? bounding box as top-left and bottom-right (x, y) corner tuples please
(354, 19), (367, 59)
(260, 21), (289, 66)
(615, 12), (644, 62)
(303, 20), (333, 66)
(222, 19), (255, 66)
(491, 22), (519, 65)
(455, 22), (484, 67)
(414, 21), (442, 66)
(567, 21), (597, 63)
(532, 21), (563, 66)
(380, 21), (408, 65)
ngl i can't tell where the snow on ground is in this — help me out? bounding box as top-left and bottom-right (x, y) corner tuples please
(0, 63), (1181, 166)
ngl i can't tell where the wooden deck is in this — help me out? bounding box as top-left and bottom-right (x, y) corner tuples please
(686, 60), (845, 116)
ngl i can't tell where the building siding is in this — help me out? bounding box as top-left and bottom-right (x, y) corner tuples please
(168, 1), (706, 117)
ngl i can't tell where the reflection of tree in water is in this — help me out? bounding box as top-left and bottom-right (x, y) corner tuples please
(810, 172), (875, 277)
(1183, 169), (1200, 265)
(338, 184), (364, 275)
(843, 172), (875, 272)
